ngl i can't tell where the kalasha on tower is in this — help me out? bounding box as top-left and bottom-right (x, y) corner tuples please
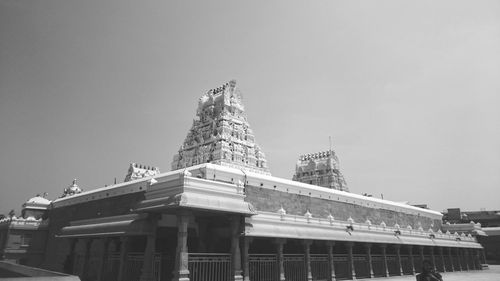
(172, 80), (271, 175)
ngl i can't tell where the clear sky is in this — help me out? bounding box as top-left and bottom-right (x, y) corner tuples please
(1, 0), (499, 215)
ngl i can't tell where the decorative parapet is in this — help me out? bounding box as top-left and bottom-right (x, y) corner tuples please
(189, 163), (443, 221)
(245, 210), (480, 248)
(124, 163), (160, 182)
(0, 216), (49, 229)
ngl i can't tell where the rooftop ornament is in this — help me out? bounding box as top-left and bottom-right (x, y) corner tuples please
(149, 177), (158, 185)
(277, 206), (286, 221)
(327, 213), (334, 225)
(365, 219), (372, 229)
(304, 210), (312, 223)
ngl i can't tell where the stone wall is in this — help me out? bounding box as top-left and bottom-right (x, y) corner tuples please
(245, 185), (442, 231)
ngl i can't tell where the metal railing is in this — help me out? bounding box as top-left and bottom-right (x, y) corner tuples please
(400, 255), (413, 275)
(102, 253), (121, 281)
(188, 253), (232, 281)
(332, 254), (349, 280)
(310, 254), (329, 281)
(284, 254), (306, 281)
(123, 252), (161, 281)
(371, 255), (385, 277)
(353, 254), (369, 278)
(249, 254), (278, 281)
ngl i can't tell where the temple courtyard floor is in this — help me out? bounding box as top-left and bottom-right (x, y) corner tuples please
(370, 265), (500, 281)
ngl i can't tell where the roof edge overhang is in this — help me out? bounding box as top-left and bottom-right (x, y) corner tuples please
(134, 173), (256, 216)
(246, 212), (482, 249)
(56, 214), (153, 238)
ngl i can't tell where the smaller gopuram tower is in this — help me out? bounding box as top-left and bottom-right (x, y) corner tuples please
(172, 80), (271, 175)
(293, 149), (348, 192)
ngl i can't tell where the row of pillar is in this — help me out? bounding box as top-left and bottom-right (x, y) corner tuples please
(243, 239), (485, 281)
(66, 211), (487, 281)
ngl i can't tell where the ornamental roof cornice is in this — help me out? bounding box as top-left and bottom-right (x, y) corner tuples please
(246, 211), (480, 248)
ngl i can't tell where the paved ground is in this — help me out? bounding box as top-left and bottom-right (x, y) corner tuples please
(369, 265), (500, 281)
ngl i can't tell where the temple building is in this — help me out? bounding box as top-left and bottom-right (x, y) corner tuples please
(0, 195), (50, 265)
(293, 150), (349, 192)
(1, 80), (488, 281)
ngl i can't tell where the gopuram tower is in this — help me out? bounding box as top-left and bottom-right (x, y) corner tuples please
(172, 80), (271, 175)
(293, 149), (349, 192)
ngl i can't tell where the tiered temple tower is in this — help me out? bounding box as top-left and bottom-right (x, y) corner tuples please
(172, 80), (271, 175)
(292, 150), (348, 192)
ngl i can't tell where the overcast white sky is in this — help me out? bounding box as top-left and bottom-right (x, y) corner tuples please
(1, 0), (499, 215)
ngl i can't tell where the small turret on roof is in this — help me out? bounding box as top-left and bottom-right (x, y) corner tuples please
(124, 163), (160, 182)
(293, 148), (348, 192)
(61, 179), (83, 198)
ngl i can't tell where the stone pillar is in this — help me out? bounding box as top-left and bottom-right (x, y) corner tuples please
(275, 238), (286, 281)
(98, 238), (112, 281)
(418, 246), (424, 263)
(117, 237), (130, 281)
(407, 245), (415, 275)
(64, 239), (78, 274)
(346, 242), (356, 280)
(380, 244), (389, 277)
(480, 248), (487, 266)
(242, 237), (252, 281)
(455, 248), (462, 271)
(140, 228), (158, 281)
(231, 216), (243, 281)
(365, 243), (374, 278)
(326, 242), (336, 281)
(303, 240), (313, 281)
(82, 238), (93, 281)
(470, 249), (476, 270)
(438, 247), (446, 272)
(463, 249), (470, 271)
(447, 248), (454, 272)
(173, 211), (190, 281)
(429, 247), (437, 271)
(394, 245), (403, 276)
(477, 249), (483, 270)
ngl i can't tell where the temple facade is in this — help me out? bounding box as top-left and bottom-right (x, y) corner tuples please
(1, 80), (488, 281)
